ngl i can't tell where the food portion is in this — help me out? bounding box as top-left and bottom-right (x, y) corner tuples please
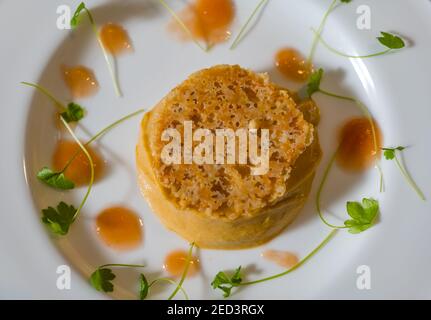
(137, 65), (322, 249)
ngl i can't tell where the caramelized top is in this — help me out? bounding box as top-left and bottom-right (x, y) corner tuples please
(96, 206), (143, 250)
(163, 250), (200, 277)
(172, 0), (235, 45)
(62, 65), (99, 98)
(52, 140), (104, 186)
(146, 65), (315, 219)
(275, 48), (312, 82)
(100, 23), (132, 55)
(337, 117), (382, 171)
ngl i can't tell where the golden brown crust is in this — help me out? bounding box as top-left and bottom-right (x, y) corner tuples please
(146, 65), (315, 218)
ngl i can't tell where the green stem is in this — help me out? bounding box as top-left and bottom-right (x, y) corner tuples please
(84, 7), (122, 97)
(168, 242), (195, 300)
(60, 108), (146, 173)
(60, 117), (94, 221)
(158, 0), (208, 52)
(230, 0), (268, 50)
(240, 230), (337, 286)
(318, 89), (384, 192)
(149, 278), (189, 300)
(307, 0), (337, 65)
(316, 148), (348, 229)
(312, 29), (392, 59)
(99, 263), (146, 269)
(21, 82), (66, 112)
(394, 154), (426, 201)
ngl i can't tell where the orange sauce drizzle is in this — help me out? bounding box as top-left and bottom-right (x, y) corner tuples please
(171, 0), (235, 46)
(262, 250), (299, 268)
(337, 117), (383, 172)
(163, 250), (200, 277)
(52, 140), (104, 186)
(100, 23), (132, 56)
(62, 65), (99, 98)
(96, 206), (143, 250)
(275, 48), (312, 82)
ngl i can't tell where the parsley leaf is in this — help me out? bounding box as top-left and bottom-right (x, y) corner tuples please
(306, 68), (324, 97)
(340, 0), (352, 3)
(41, 202), (77, 235)
(70, 2), (87, 28)
(377, 32), (405, 49)
(37, 167), (75, 190)
(344, 198), (379, 234)
(382, 146), (405, 160)
(60, 103), (85, 123)
(211, 266), (242, 298)
(90, 268), (116, 293)
(139, 274), (149, 300)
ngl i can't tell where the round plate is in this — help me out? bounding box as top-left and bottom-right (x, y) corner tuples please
(1, 0), (430, 299)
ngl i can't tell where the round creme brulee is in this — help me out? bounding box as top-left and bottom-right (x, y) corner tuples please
(136, 65), (321, 249)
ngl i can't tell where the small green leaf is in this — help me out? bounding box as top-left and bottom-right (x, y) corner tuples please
(70, 2), (87, 28)
(41, 201), (76, 235)
(377, 32), (405, 49)
(382, 146), (406, 160)
(344, 198), (379, 234)
(37, 167), (75, 190)
(211, 266), (242, 298)
(139, 274), (149, 300)
(90, 268), (116, 293)
(60, 103), (85, 123)
(383, 149), (396, 160)
(306, 68), (324, 97)
(340, 0), (352, 3)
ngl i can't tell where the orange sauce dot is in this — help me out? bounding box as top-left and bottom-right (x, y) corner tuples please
(62, 65), (99, 98)
(96, 206), (143, 250)
(275, 48), (312, 82)
(262, 250), (299, 268)
(52, 140), (104, 186)
(164, 250), (200, 277)
(100, 23), (132, 56)
(337, 117), (383, 172)
(172, 0), (235, 45)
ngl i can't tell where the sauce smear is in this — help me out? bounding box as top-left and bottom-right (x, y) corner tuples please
(52, 140), (104, 186)
(164, 250), (200, 277)
(337, 117), (382, 172)
(171, 0), (235, 46)
(275, 48), (312, 82)
(262, 250), (299, 268)
(96, 206), (143, 250)
(62, 65), (99, 98)
(100, 23), (132, 55)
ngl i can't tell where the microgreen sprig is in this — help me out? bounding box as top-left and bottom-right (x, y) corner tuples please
(307, 0), (352, 65)
(71, 2), (123, 97)
(212, 230), (337, 298)
(21, 82), (85, 123)
(90, 263), (146, 293)
(305, 68), (384, 192)
(157, 0), (209, 52)
(312, 30), (405, 59)
(41, 117), (94, 235)
(36, 108), (146, 190)
(382, 146), (426, 201)
(230, 0), (269, 50)
(167, 242), (195, 300)
(315, 149), (380, 232)
(140, 275), (189, 300)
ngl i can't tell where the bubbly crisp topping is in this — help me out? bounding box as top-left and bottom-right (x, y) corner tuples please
(147, 65), (315, 219)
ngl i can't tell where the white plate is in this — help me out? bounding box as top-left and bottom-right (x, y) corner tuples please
(1, 0), (431, 299)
